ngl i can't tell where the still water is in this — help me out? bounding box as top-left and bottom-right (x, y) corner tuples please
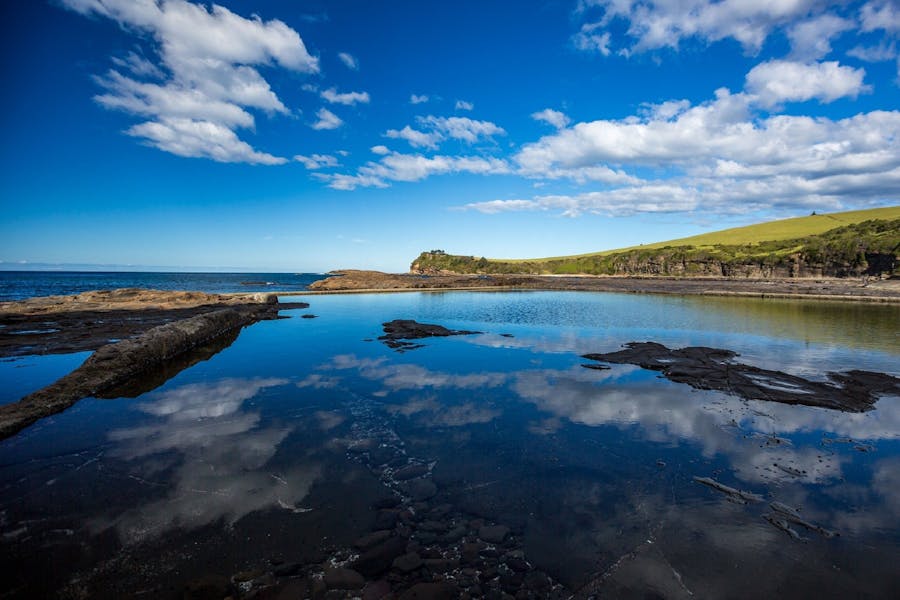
(0, 291), (898, 598)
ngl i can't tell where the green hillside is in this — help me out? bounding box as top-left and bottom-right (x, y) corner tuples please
(411, 207), (900, 278)
(498, 206), (900, 263)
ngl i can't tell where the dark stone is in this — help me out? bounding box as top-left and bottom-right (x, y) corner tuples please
(363, 580), (392, 600)
(443, 525), (466, 543)
(478, 525), (510, 543)
(398, 582), (459, 600)
(353, 536), (409, 577)
(272, 562), (303, 577)
(582, 341), (900, 412)
(372, 495), (402, 509)
(301, 314), (318, 319)
(392, 552), (423, 573)
(379, 319), (480, 351)
(505, 558), (529, 572)
(500, 572), (525, 593)
(418, 520), (448, 533)
(423, 558), (458, 573)
(404, 479), (437, 501)
(394, 463), (429, 481)
(355, 530), (393, 551)
(182, 574), (230, 600)
(324, 567), (365, 590)
(374, 509), (400, 530)
(234, 568), (265, 582)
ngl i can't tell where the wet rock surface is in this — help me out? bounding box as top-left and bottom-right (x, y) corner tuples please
(0, 300), (307, 440)
(379, 320), (480, 351)
(0, 288), (308, 358)
(583, 341), (900, 412)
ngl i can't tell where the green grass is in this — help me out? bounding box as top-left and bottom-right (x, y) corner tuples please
(411, 208), (900, 278)
(492, 206), (900, 263)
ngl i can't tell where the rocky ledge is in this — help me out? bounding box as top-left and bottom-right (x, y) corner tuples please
(582, 342), (900, 412)
(0, 289), (310, 439)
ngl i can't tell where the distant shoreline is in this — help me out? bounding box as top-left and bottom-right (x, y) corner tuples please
(296, 270), (900, 304)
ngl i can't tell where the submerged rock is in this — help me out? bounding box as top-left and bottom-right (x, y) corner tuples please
(583, 341), (900, 412)
(693, 476), (764, 504)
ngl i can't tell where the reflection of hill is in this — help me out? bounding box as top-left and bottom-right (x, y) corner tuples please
(679, 296), (900, 354)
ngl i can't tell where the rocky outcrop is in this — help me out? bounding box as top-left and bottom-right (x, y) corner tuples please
(379, 319), (481, 351)
(582, 342), (900, 412)
(0, 303), (288, 440)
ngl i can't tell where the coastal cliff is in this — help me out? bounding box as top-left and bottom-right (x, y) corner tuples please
(411, 218), (900, 278)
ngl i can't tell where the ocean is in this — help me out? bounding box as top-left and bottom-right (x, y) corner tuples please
(0, 271), (327, 301)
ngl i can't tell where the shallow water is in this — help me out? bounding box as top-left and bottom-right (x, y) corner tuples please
(0, 291), (898, 598)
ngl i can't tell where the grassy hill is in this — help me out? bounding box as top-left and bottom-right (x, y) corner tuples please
(412, 207), (900, 278)
(498, 206), (900, 263)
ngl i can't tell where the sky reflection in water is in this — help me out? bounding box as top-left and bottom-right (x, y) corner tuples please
(0, 291), (898, 598)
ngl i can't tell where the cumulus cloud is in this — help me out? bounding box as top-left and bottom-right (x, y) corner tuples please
(311, 108), (343, 130)
(385, 125), (442, 149)
(385, 115), (505, 150)
(531, 108), (571, 129)
(410, 94), (430, 104)
(455, 100), (474, 111)
(128, 117), (286, 164)
(787, 14), (854, 60)
(62, 0), (318, 164)
(577, 0), (839, 55)
(338, 51), (359, 69)
(294, 153), (339, 169)
(321, 87), (370, 105)
(370, 144), (390, 155)
(573, 22), (611, 55)
(745, 60), (870, 108)
(463, 70), (900, 217)
(316, 151), (510, 190)
(860, 0), (900, 33)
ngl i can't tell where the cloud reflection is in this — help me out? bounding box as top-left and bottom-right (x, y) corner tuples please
(103, 377), (319, 544)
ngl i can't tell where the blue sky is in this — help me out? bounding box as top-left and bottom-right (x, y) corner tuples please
(2, 0), (899, 272)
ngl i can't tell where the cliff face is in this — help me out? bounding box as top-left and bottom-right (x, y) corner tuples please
(411, 219), (900, 279)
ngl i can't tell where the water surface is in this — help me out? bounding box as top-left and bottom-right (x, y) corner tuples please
(0, 291), (897, 598)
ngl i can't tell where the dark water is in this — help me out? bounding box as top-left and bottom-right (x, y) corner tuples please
(0, 271), (326, 301)
(0, 291), (898, 598)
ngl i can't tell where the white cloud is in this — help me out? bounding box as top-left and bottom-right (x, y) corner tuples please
(62, 0), (318, 163)
(316, 151), (510, 190)
(573, 22), (611, 55)
(386, 116), (505, 150)
(847, 41), (898, 62)
(455, 100), (474, 111)
(410, 94), (430, 104)
(745, 60), (870, 108)
(787, 14), (854, 60)
(577, 0), (833, 55)
(294, 153), (339, 169)
(385, 125), (442, 149)
(338, 51), (359, 70)
(127, 117), (286, 164)
(531, 108), (571, 129)
(860, 0), (900, 33)
(463, 71), (900, 217)
(321, 87), (371, 105)
(110, 50), (164, 79)
(370, 144), (390, 155)
(311, 108), (343, 130)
